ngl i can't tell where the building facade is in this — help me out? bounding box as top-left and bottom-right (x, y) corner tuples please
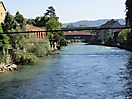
(100, 19), (121, 41)
(0, 2), (6, 23)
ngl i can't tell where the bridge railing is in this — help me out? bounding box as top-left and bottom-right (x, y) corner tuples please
(0, 26), (131, 34)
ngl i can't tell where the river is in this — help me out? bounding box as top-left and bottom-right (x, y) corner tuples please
(0, 43), (132, 99)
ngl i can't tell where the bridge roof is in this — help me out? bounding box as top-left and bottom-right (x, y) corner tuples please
(114, 24), (127, 33)
(64, 32), (91, 36)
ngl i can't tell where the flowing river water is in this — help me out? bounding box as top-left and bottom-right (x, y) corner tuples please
(0, 43), (132, 99)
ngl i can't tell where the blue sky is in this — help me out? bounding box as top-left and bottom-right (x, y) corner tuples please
(2, 0), (126, 23)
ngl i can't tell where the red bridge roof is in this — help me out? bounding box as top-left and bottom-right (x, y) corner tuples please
(64, 32), (91, 36)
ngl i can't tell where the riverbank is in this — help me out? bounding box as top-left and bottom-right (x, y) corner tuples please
(0, 46), (60, 74)
(88, 41), (132, 52)
(0, 63), (18, 74)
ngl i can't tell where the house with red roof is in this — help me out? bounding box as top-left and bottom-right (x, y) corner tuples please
(26, 24), (46, 42)
(99, 19), (121, 41)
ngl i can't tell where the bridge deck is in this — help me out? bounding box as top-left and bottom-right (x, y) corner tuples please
(0, 26), (131, 34)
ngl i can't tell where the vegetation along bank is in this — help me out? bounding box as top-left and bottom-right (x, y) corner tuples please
(0, 6), (68, 73)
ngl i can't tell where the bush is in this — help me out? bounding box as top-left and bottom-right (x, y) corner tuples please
(101, 41), (105, 44)
(28, 38), (52, 57)
(58, 38), (68, 47)
(13, 50), (38, 65)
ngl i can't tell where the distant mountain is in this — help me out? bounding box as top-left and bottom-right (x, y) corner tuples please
(63, 19), (125, 27)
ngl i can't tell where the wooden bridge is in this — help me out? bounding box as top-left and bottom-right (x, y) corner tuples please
(64, 31), (92, 42)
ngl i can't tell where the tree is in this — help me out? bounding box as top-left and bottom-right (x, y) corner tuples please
(66, 24), (74, 28)
(46, 15), (60, 40)
(33, 16), (48, 27)
(8, 27), (38, 65)
(126, 0), (132, 48)
(45, 6), (56, 18)
(107, 29), (113, 41)
(2, 12), (17, 33)
(45, 6), (67, 47)
(119, 29), (131, 41)
(14, 11), (26, 31)
(27, 18), (35, 25)
(126, 0), (132, 26)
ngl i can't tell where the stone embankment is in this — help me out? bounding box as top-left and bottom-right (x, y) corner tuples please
(0, 64), (18, 73)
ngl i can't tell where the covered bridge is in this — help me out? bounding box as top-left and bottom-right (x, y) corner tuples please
(64, 32), (92, 42)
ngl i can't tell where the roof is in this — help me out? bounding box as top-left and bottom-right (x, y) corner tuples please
(100, 19), (116, 28)
(26, 24), (45, 31)
(114, 24), (127, 33)
(64, 32), (91, 36)
(0, 2), (6, 11)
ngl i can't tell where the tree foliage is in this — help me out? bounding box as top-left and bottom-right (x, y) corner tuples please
(27, 16), (48, 27)
(107, 29), (114, 41)
(44, 6), (68, 47)
(27, 18), (35, 25)
(126, 0), (132, 26)
(0, 25), (9, 63)
(45, 6), (56, 19)
(2, 12), (17, 33)
(126, 0), (132, 48)
(119, 29), (131, 41)
(0, 10), (53, 65)
(1, 11), (36, 64)
(14, 11), (26, 30)
(66, 24), (74, 28)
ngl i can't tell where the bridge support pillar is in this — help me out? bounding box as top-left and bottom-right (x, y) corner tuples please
(54, 42), (57, 50)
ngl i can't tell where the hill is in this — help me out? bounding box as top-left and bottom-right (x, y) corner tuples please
(63, 19), (125, 27)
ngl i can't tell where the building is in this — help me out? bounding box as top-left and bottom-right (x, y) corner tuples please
(0, 1), (6, 23)
(99, 19), (121, 41)
(91, 30), (100, 42)
(26, 24), (46, 42)
(64, 31), (91, 42)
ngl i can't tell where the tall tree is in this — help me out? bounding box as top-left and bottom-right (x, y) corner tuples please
(45, 6), (67, 46)
(126, 0), (132, 26)
(45, 6), (56, 18)
(2, 12), (17, 33)
(45, 6), (60, 40)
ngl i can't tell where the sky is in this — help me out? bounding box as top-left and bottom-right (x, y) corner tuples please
(1, 0), (126, 23)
